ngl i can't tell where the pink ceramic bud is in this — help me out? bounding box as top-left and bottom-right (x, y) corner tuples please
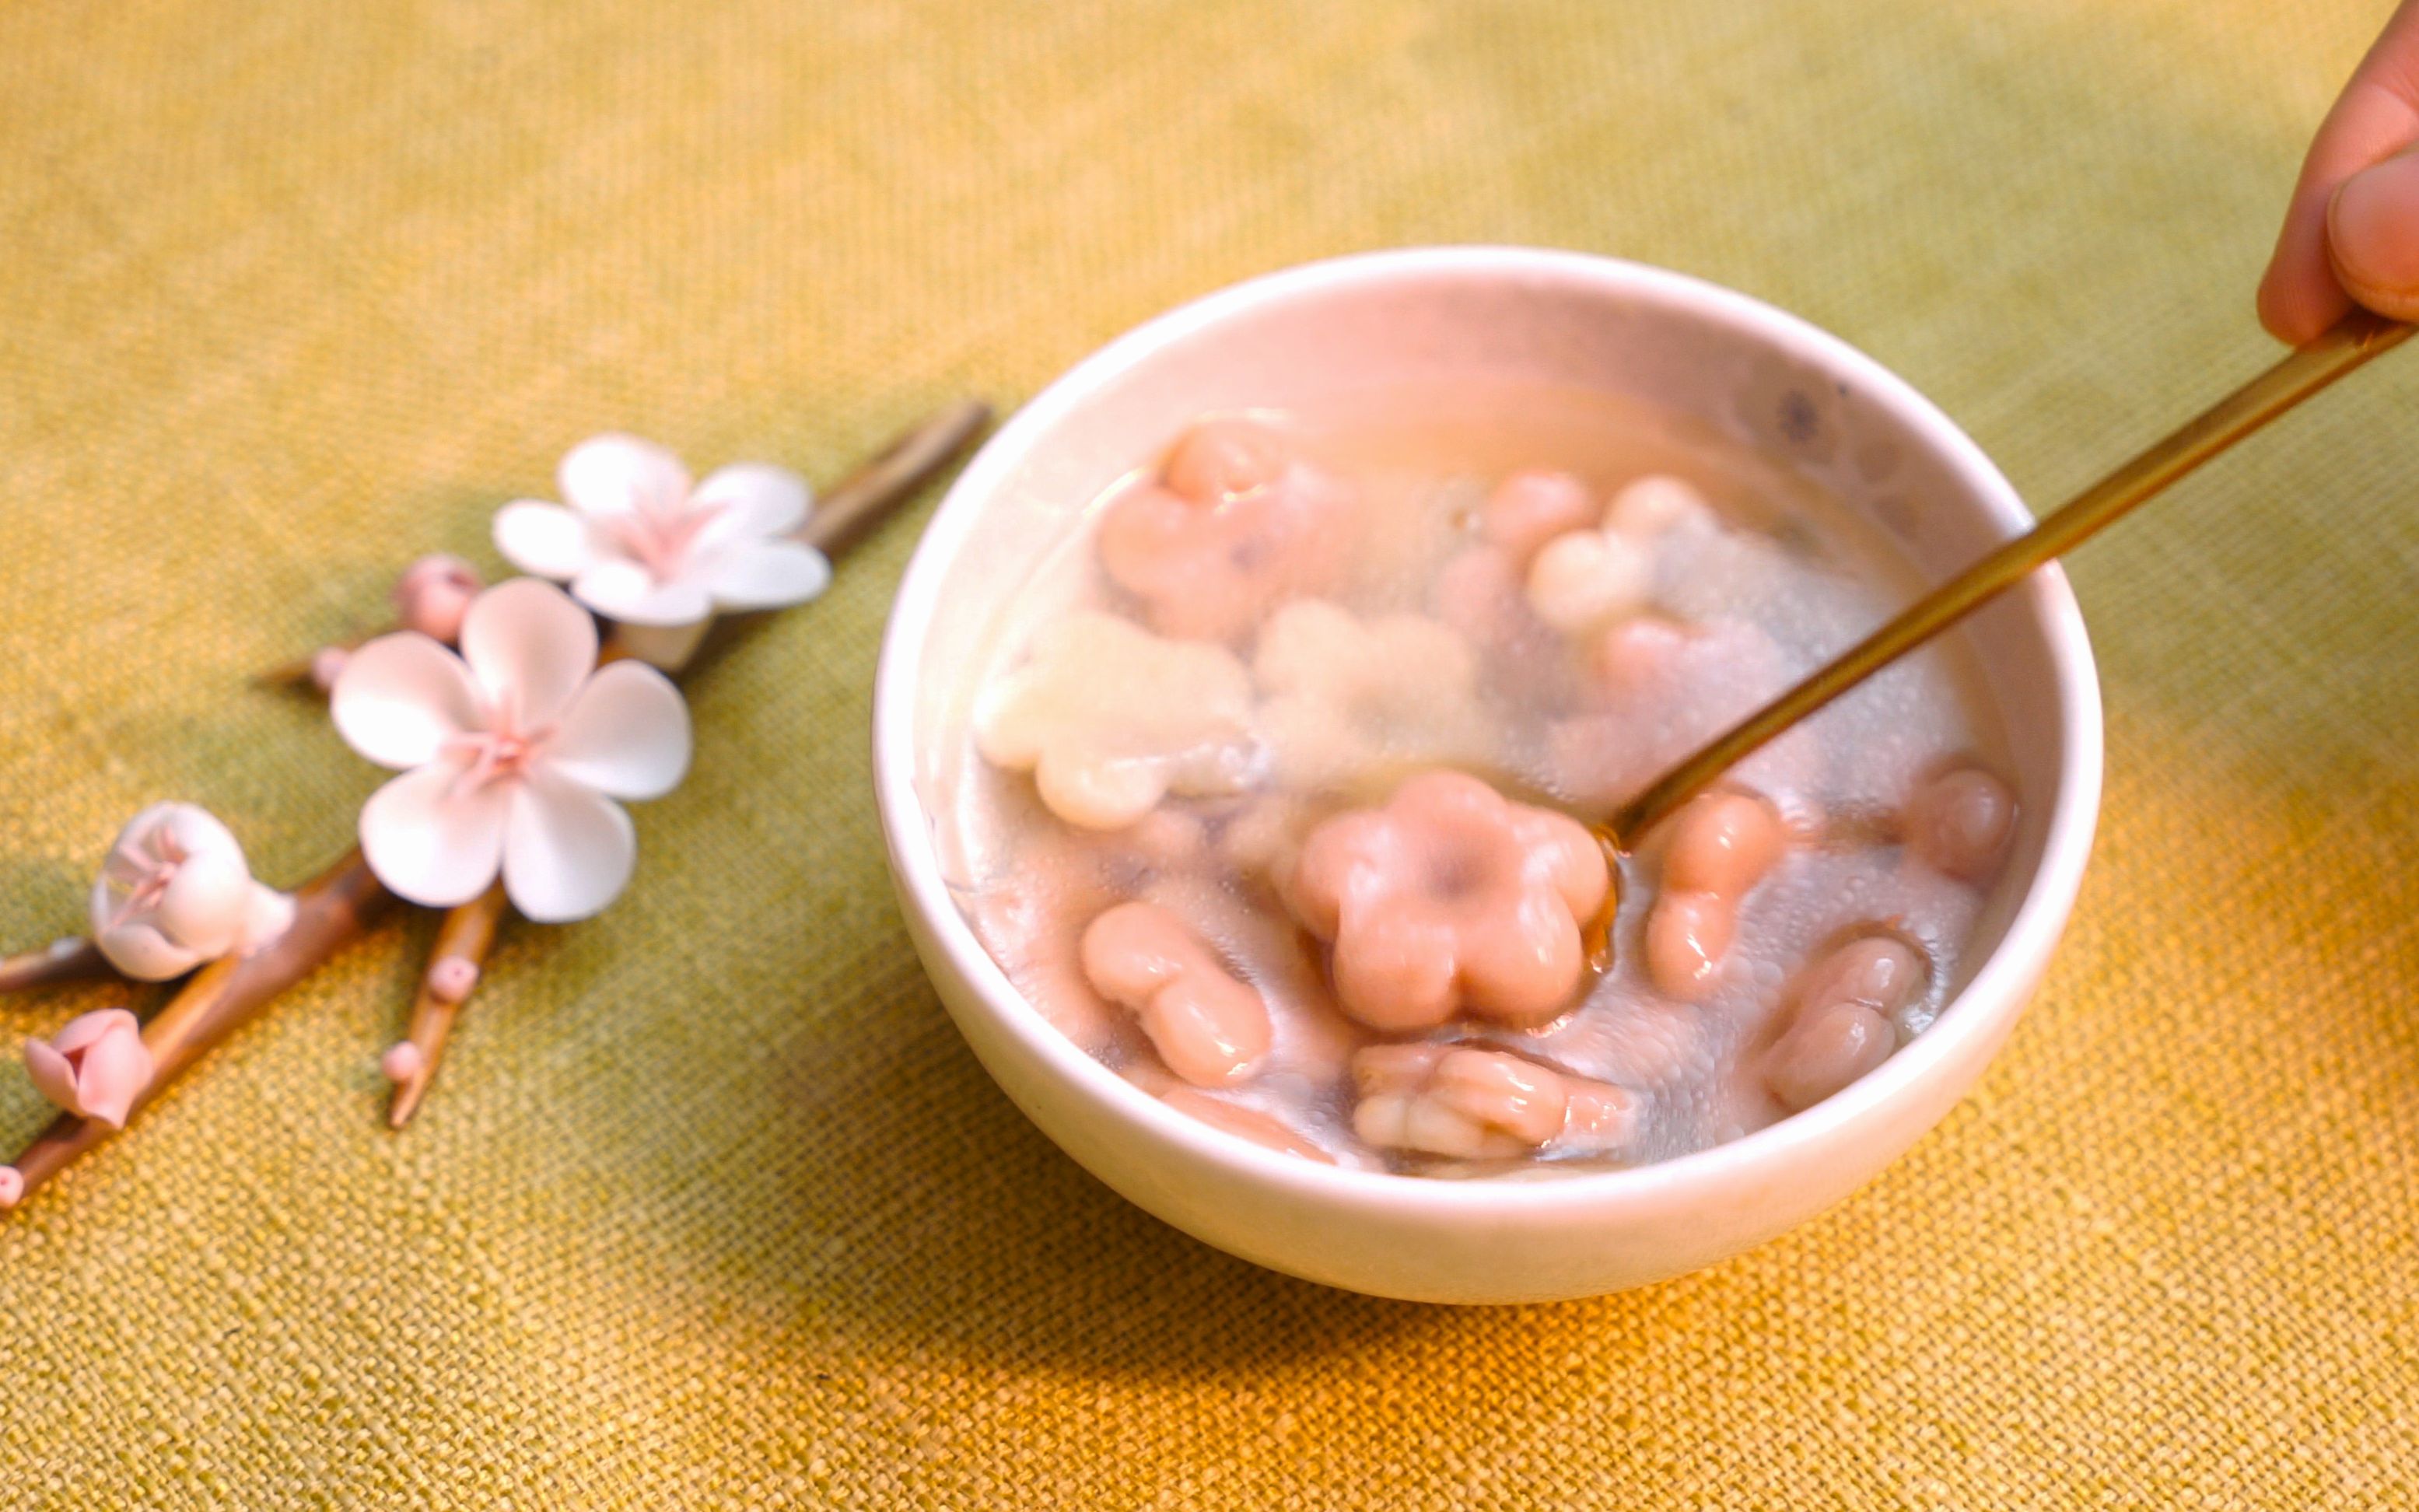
(23, 1008), (153, 1128)
(380, 1041), (427, 1084)
(309, 646), (352, 693)
(89, 803), (295, 980)
(391, 553), (482, 642)
(425, 954), (481, 1003)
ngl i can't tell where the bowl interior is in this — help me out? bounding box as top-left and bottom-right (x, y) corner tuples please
(883, 247), (2095, 1193)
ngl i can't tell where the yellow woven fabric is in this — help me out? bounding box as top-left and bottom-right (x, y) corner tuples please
(2, 0), (2414, 1504)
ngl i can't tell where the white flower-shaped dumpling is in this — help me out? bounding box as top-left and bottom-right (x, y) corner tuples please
(89, 803), (295, 980)
(331, 578), (693, 922)
(493, 434), (831, 640)
(975, 611), (1253, 831)
(1251, 600), (1492, 791)
(1524, 473), (1716, 638)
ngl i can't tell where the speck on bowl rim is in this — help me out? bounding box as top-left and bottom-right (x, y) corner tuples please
(872, 246), (2102, 1303)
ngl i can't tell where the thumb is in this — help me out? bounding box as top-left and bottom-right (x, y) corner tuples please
(2328, 146), (2419, 321)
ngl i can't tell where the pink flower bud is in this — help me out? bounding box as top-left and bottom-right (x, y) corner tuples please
(425, 954), (480, 1003)
(310, 646), (352, 692)
(380, 1042), (426, 1084)
(89, 803), (294, 980)
(391, 553), (482, 642)
(23, 1008), (153, 1128)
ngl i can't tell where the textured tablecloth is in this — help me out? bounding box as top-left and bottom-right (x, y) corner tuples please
(2, 1), (2414, 1505)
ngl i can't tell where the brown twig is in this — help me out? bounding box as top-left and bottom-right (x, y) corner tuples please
(1, 850), (389, 1208)
(0, 937), (117, 994)
(799, 397), (992, 558)
(382, 883), (509, 1129)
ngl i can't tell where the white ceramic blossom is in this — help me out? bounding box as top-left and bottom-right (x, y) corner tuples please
(89, 803), (295, 980)
(492, 434), (831, 667)
(1252, 600), (1493, 790)
(331, 577), (693, 922)
(974, 610), (1254, 831)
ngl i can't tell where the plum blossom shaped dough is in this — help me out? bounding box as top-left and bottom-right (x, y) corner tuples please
(1478, 470), (1598, 568)
(89, 803), (295, 980)
(331, 577), (693, 922)
(1285, 770), (1609, 1031)
(1525, 473), (1717, 638)
(1251, 600), (1492, 791)
(1096, 419), (1353, 642)
(23, 1008), (153, 1129)
(1350, 1042), (1637, 1160)
(973, 609), (1253, 831)
(492, 434), (831, 663)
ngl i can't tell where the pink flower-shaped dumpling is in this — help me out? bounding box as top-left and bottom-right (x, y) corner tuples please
(1096, 419), (1353, 642)
(89, 803), (294, 980)
(492, 434), (831, 649)
(23, 1008), (153, 1128)
(1285, 771), (1609, 1031)
(331, 578), (692, 922)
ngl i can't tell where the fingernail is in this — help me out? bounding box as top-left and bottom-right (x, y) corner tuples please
(2330, 152), (2419, 292)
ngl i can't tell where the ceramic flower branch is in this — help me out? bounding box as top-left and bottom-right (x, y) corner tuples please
(0, 400), (989, 1208)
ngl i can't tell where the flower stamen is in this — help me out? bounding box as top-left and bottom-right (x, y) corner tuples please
(610, 499), (725, 583)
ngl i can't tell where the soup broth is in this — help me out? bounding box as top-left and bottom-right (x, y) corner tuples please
(937, 380), (2015, 1176)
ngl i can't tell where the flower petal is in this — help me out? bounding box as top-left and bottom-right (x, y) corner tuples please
(52, 1007), (138, 1057)
(157, 803), (246, 867)
(546, 660), (691, 800)
(502, 769), (635, 922)
(151, 842), (251, 960)
(692, 462), (811, 539)
(698, 540), (831, 612)
(493, 501), (596, 581)
(89, 917), (200, 981)
(237, 884), (296, 954)
(331, 632), (485, 769)
(458, 578), (597, 730)
(558, 434), (691, 520)
(71, 1018), (152, 1127)
(98, 803), (182, 889)
(358, 762), (512, 908)
(569, 559), (714, 627)
(23, 1037), (79, 1112)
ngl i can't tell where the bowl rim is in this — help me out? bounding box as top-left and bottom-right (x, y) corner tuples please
(873, 244), (2102, 1216)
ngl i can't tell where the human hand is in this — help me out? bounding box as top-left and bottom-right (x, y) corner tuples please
(2260, 1), (2419, 342)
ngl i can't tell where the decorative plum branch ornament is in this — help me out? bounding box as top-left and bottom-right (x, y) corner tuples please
(0, 401), (989, 1209)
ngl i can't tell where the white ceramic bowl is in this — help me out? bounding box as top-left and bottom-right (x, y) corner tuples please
(873, 247), (2100, 1304)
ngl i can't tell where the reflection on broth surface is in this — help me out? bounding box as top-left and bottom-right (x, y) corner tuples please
(942, 380), (2015, 1176)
